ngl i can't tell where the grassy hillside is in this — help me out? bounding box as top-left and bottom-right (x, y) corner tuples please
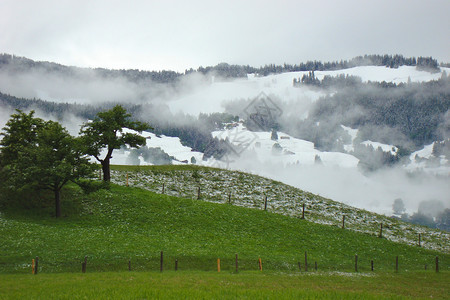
(0, 170), (448, 274)
(110, 165), (449, 253)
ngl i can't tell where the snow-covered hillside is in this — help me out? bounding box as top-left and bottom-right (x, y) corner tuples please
(167, 66), (450, 116)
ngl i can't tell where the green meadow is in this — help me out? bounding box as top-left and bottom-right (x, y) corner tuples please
(0, 166), (449, 298)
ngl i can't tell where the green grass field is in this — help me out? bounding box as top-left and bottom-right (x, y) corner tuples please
(1, 166), (449, 298)
(1, 271), (449, 299)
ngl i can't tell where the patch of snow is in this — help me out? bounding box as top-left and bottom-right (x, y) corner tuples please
(212, 124), (359, 168)
(341, 125), (358, 152)
(102, 128), (205, 166)
(361, 140), (398, 155)
(410, 143), (434, 160)
(404, 142), (450, 176)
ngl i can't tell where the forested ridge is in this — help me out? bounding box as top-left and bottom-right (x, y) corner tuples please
(1, 53), (442, 81)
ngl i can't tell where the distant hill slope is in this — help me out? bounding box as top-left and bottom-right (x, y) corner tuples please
(111, 165), (450, 253)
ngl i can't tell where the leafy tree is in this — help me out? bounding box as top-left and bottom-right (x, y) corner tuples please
(80, 105), (150, 181)
(0, 110), (94, 217)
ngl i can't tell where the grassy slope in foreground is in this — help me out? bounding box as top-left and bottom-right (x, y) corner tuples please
(0, 182), (448, 274)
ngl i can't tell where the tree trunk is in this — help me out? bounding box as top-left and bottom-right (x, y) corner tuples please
(55, 189), (61, 218)
(102, 159), (111, 182)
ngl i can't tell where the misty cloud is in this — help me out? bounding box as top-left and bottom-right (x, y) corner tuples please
(0, 66), (166, 104)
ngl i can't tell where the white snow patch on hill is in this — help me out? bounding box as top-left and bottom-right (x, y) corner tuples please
(102, 129), (204, 166)
(410, 143), (434, 159)
(313, 66), (448, 84)
(362, 141), (398, 155)
(405, 143), (450, 176)
(211, 124), (359, 168)
(341, 125), (358, 152)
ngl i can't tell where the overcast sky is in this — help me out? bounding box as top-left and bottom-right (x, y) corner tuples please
(1, 0), (449, 72)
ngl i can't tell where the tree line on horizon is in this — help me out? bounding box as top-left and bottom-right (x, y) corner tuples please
(0, 53), (442, 82)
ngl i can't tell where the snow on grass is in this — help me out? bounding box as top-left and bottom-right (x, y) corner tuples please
(111, 167), (449, 253)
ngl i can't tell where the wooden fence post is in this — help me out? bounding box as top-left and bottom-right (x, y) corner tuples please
(162, 183), (165, 194)
(175, 259), (178, 271)
(126, 172), (129, 187)
(217, 258), (221, 272)
(315, 261), (317, 271)
(228, 192), (231, 204)
(35, 256), (39, 275)
(298, 262), (301, 271)
(32, 259), (35, 274)
(264, 194), (267, 210)
(160, 251), (163, 272)
(395, 256), (398, 272)
(418, 233), (421, 247)
(305, 251), (308, 271)
(235, 253), (238, 273)
(379, 223), (383, 238)
(302, 203), (305, 219)
(435, 256), (439, 273)
(371, 260), (374, 271)
(197, 187), (201, 200)
(128, 259), (131, 271)
(342, 215), (345, 229)
(258, 258), (262, 271)
(82, 256), (87, 273)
